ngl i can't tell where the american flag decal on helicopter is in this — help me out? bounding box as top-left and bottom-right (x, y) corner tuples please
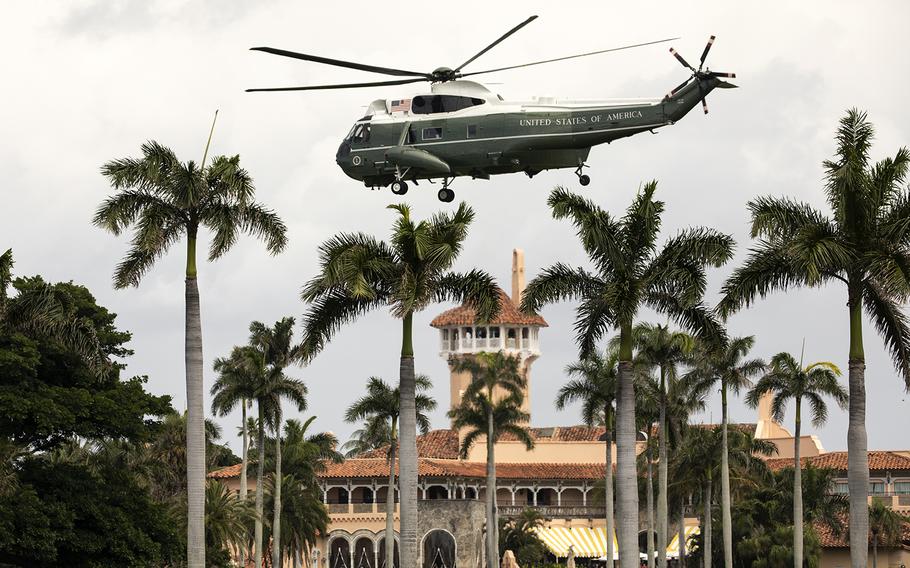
(390, 99), (411, 112)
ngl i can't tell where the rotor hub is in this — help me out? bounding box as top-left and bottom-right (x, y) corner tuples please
(431, 67), (458, 82)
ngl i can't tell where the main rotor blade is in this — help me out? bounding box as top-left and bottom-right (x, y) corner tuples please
(453, 15), (538, 73)
(708, 71), (736, 78)
(698, 35), (716, 70)
(246, 77), (428, 92)
(670, 47), (695, 71)
(250, 47), (431, 78)
(460, 37), (679, 78)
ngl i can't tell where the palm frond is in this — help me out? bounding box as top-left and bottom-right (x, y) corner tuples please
(862, 281), (910, 387)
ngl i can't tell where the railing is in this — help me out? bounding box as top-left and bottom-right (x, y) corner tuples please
(498, 505), (607, 519)
(328, 503), (349, 514)
(352, 503), (374, 514)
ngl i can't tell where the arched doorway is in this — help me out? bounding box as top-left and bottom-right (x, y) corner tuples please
(378, 538), (399, 568)
(353, 537), (375, 568)
(330, 537), (351, 568)
(422, 529), (456, 568)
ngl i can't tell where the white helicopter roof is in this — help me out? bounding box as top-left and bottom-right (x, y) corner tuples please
(361, 80), (661, 124)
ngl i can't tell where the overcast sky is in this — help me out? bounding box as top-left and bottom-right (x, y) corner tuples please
(2, 1), (909, 455)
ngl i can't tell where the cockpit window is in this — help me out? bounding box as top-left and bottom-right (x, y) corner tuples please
(351, 123), (371, 144)
(411, 95), (485, 115)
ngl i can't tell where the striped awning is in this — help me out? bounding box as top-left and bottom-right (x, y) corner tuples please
(533, 526), (618, 558)
(666, 525), (700, 558)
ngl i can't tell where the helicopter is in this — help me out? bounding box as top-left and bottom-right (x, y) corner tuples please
(248, 16), (736, 202)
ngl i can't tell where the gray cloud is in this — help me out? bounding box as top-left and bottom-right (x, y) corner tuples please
(2, 1), (909, 454)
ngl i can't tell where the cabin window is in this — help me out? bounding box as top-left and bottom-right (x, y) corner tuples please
(467, 124), (478, 138)
(351, 123), (371, 143)
(411, 95), (485, 115)
(422, 127), (443, 140)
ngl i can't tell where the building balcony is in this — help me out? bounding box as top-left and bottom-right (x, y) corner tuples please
(498, 505), (607, 519)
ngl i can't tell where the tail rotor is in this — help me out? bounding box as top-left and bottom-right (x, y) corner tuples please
(665, 35), (737, 114)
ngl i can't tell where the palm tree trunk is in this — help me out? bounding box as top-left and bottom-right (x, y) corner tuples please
(486, 412), (498, 568)
(272, 414), (283, 568)
(616, 351), (639, 568)
(793, 398), (803, 568)
(255, 404), (266, 568)
(386, 425), (397, 568)
(647, 443), (655, 568)
(720, 385), (733, 568)
(185, 236), (206, 568)
(872, 536), (878, 568)
(847, 291), (869, 568)
(657, 370), (668, 568)
(398, 313), (419, 568)
(605, 406), (615, 568)
(240, 400), (249, 567)
(703, 477), (712, 568)
(678, 495), (686, 568)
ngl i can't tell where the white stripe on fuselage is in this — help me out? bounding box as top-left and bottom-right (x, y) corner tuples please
(348, 122), (670, 153)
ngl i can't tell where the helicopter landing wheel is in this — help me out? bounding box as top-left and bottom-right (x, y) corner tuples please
(578, 174), (591, 186)
(438, 188), (455, 203)
(390, 180), (408, 195)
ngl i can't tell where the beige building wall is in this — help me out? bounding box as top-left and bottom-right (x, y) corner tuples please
(820, 547), (910, 568)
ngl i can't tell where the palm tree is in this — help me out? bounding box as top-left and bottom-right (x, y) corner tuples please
(869, 499), (906, 568)
(448, 351), (534, 568)
(1, 249), (103, 372)
(718, 109), (910, 568)
(556, 349), (619, 566)
(205, 480), (256, 563)
(498, 508), (548, 566)
(94, 138), (287, 567)
(345, 375), (436, 568)
(687, 336), (765, 568)
(279, 417), (344, 484)
(663, 370), (709, 568)
(628, 323), (694, 568)
(210, 345), (261, 566)
(265, 473), (330, 568)
(300, 202), (500, 566)
(676, 425), (776, 568)
(521, 184), (733, 568)
(746, 352), (848, 568)
(247, 317), (308, 568)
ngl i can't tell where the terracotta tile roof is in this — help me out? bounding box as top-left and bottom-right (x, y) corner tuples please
(208, 463), (242, 479)
(813, 515), (910, 549)
(318, 458), (606, 480)
(207, 457), (607, 481)
(357, 427), (608, 461)
(766, 451), (910, 472)
(430, 289), (548, 328)
(358, 429), (461, 460)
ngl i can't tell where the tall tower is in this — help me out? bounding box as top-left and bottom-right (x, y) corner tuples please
(430, 249), (548, 425)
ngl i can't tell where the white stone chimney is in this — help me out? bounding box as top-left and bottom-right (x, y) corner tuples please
(511, 249), (525, 308)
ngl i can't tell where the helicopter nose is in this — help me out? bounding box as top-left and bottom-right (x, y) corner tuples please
(336, 140), (351, 161)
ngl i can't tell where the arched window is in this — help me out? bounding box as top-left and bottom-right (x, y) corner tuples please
(354, 537), (375, 568)
(330, 538), (351, 568)
(378, 538), (400, 568)
(422, 529), (456, 568)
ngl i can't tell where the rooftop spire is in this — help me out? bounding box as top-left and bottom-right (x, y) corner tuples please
(511, 248), (525, 308)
